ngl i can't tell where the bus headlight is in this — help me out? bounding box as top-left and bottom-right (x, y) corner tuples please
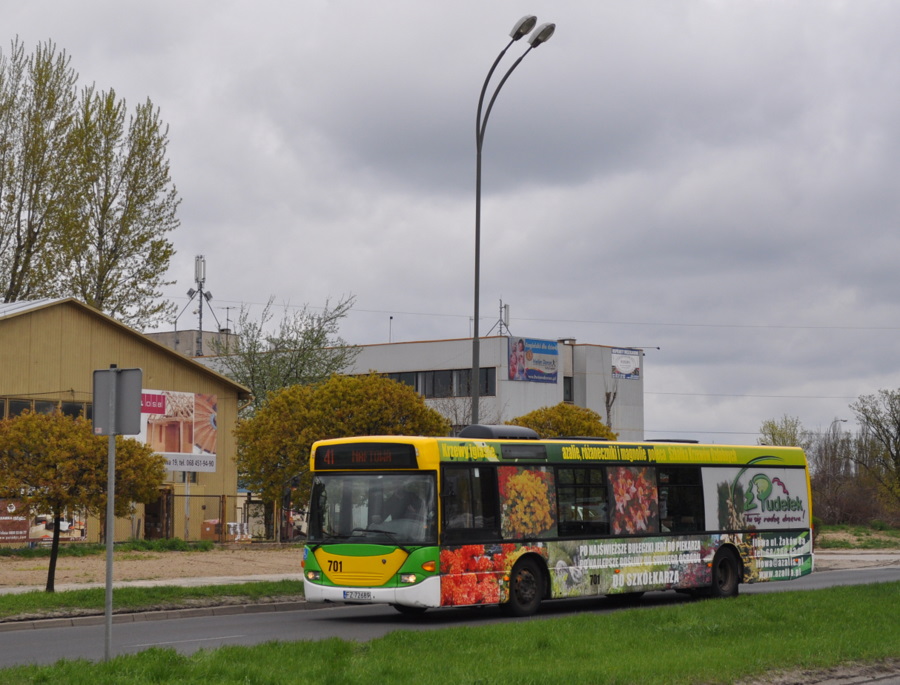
(400, 573), (417, 584)
(306, 570), (321, 581)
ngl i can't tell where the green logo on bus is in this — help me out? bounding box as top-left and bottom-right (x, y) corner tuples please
(744, 475), (804, 514)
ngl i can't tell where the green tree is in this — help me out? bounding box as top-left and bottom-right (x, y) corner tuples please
(507, 403), (618, 440)
(0, 38), (79, 301)
(758, 414), (812, 448)
(213, 296), (358, 414)
(57, 86), (179, 329)
(0, 411), (166, 592)
(850, 389), (900, 510)
(235, 374), (449, 535)
(0, 39), (179, 329)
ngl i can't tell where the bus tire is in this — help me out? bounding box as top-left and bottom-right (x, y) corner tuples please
(503, 557), (544, 617)
(707, 548), (740, 598)
(392, 604), (427, 616)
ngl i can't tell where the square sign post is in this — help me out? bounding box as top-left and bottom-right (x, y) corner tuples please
(92, 365), (142, 662)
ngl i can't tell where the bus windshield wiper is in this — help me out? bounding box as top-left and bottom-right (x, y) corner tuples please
(308, 532), (349, 551)
(352, 527), (409, 552)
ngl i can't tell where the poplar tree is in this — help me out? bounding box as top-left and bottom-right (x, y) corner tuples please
(0, 38), (179, 330)
(60, 87), (179, 328)
(0, 38), (79, 302)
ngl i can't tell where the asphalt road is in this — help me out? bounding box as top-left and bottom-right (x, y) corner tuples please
(0, 565), (897, 669)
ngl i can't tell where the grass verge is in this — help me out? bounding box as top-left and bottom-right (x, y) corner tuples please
(0, 580), (304, 622)
(0, 538), (216, 559)
(817, 523), (900, 549)
(0, 582), (898, 684)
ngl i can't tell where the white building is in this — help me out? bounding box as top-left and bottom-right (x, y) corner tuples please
(347, 336), (644, 441)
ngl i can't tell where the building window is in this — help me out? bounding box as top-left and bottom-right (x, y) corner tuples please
(60, 402), (85, 418)
(8, 399), (31, 417)
(478, 367), (496, 397)
(388, 368), (496, 399)
(391, 372), (416, 389)
(33, 400), (56, 415)
(433, 370), (453, 398)
(563, 376), (573, 403)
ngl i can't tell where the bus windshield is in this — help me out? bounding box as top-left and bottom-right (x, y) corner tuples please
(307, 472), (436, 545)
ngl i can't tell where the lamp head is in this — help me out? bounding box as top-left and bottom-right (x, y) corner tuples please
(510, 15), (538, 41)
(528, 22), (556, 48)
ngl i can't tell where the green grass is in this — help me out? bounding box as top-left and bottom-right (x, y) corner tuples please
(0, 580), (304, 621)
(0, 582), (898, 684)
(817, 523), (900, 549)
(0, 538), (215, 559)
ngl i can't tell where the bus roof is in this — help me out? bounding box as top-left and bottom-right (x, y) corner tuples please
(310, 435), (809, 470)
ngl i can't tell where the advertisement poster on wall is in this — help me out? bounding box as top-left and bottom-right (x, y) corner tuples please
(507, 338), (558, 383)
(611, 348), (641, 380)
(0, 499), (29, 544)
(140, 390), (218, 473)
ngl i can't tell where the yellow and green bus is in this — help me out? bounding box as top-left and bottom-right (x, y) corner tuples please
(302, 425), (813, 616)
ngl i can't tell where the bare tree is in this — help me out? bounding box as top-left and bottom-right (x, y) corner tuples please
(428, 394), (505, 435)
(850, 389), (900, 509)
(211, 295), (359, 414)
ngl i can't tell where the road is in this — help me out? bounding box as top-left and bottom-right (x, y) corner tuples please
(0, 566), (897, 669)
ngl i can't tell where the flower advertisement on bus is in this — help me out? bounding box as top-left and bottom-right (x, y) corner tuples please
(438, 460), (812, 607)
(498, 466), (557, 538)
(507, 337), (558, 383)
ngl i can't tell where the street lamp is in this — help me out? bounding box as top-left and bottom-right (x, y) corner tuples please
(471, 16), (556, 425)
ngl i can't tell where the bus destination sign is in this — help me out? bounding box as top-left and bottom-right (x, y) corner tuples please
(314, 443), (418, 470)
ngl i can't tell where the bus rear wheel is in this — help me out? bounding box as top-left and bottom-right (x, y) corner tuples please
(503, 558), (544, 617)
(707, 549), (740, 598)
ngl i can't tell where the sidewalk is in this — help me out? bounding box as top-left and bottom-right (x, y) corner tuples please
(1, 549), (896, 596)
(0, 572), (304, 596)
(814, 548), (900, 572)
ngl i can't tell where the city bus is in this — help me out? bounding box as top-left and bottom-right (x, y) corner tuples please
(302, 425), (814, 616)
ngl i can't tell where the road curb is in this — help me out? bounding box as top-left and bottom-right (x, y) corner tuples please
(0, 600), (327, 633)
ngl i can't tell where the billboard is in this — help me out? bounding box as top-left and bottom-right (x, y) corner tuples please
(507, 338), (558, 383)
(612, 348), (641, 380)
(0, 499), (29, 544)
(140, 390), (218, 473)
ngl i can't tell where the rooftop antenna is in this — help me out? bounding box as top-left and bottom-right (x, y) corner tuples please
(486, 299), (512, 336)
(183, 255), (220, 356)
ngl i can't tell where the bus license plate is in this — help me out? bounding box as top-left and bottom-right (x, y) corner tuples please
(343, 590), (373, 600)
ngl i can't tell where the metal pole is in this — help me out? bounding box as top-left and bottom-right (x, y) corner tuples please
(104, 365), (117, 661)
(472, 40), (536, 426)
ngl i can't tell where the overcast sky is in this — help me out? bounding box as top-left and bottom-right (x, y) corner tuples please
(6, 1), (900, 444)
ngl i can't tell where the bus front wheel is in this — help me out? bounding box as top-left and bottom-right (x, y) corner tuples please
(707, 549), (740, 598)
(503, 558), (544, 617)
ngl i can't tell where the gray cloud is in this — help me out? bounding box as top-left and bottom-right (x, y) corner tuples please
(6, 0), (900, 442)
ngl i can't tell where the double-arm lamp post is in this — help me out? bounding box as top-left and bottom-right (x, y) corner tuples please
(471, 16), (556, 425)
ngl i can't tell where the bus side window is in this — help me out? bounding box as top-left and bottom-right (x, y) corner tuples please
(658, 467), (704, 533)
(441, 466), (499, 543)
(557, 467), (609, 537)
